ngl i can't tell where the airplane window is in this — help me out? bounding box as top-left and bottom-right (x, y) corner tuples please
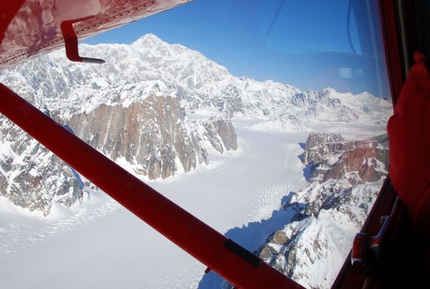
(0, 1), (392, 289)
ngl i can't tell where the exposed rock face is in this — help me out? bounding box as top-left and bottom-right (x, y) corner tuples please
(0, 116), (83, 216)
(68, 94), (203, 180)
(255, 133), (390, 288)
(66, 95), (238, 180)
(198, 116), (238, 153)
(303, 133), (389, 184)
(302, 133), (345, 164)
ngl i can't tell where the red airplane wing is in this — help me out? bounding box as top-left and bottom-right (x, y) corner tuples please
(0, 0), (190, 68)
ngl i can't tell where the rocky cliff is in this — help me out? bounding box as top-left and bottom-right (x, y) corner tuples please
(69, 94), (196, 180)
(0, 92), (237, 214)
(303, 133), (389, 184)
(0, 116), (84, 216)
(255, 133), (389, 288)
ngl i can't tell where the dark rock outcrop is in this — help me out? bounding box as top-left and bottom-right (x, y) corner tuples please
(67, 95), (237, 180)
(0, 117), (83, 216)
(303, 133), (389, 184)
(254, 133), (390, 288)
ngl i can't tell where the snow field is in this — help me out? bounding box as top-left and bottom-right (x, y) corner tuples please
(0, 120), (309, 289)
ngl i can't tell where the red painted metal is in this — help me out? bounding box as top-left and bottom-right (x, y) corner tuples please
(331, 178), (398, 289)
(0, 0), (191, 68)
(378, 0), (407, 106)
(61, 19), (105, 63)
(0, 83), (304, 288)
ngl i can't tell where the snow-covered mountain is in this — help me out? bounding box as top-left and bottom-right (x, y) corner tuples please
(1, 34), (243, 214)
(0, 33), (393, 288)
(0, 33), (390, 214)
(254, 133), (389, 288)
(2, 34), (391, 123)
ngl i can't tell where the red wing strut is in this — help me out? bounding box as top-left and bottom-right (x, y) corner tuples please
(0, 84), (304, 289)
(61, 20), (105, 64)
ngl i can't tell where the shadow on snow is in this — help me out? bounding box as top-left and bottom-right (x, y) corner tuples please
(197, 192), (306, 288)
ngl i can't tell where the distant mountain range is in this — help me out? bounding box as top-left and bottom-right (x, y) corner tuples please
(0, 33), (392, 288)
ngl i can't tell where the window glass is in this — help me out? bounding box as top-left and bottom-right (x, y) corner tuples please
(0, 1), (392, 289)
(89, 3), (392, 288)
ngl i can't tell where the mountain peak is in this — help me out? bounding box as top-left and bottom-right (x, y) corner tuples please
(131, 33), (164, 48)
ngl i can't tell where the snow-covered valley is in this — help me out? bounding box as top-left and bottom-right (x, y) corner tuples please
(0, 120), (310, 289)
(0, 118), (389, 288)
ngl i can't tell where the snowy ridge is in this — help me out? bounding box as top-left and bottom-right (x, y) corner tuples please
(1, 34), (391, 127)
(252, 133), (389, 288)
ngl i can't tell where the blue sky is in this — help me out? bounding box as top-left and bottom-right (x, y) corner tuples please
(84, 0), (389, 97)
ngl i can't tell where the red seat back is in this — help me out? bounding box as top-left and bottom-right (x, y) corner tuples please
(388, 50), (430, 244)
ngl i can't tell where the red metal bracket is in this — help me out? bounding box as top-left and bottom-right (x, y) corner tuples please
(61, 20), (105, 64)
